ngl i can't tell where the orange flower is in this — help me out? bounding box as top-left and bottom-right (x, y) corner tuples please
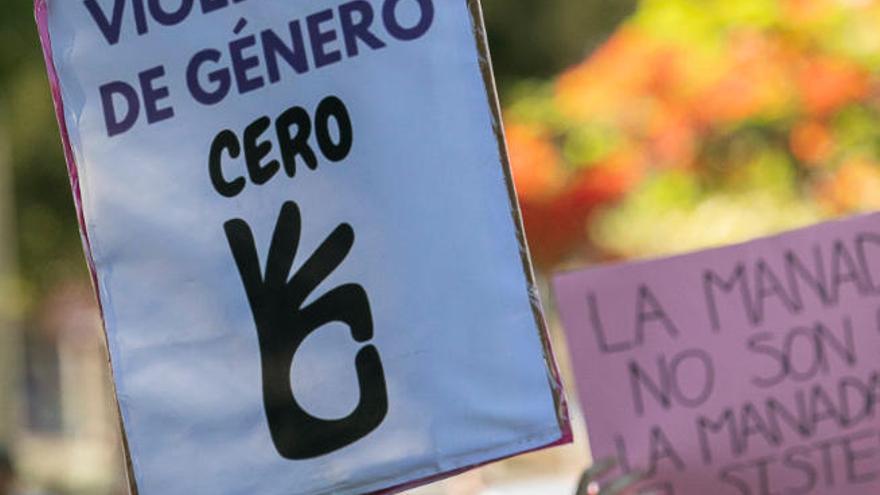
(798, 56), (870, 117)
(782, 0), (836, 22)
(816, 158), (880, 212)
(519, 153), (643, 269)
(692, 33), (793, 125)
(555, 28), (658, 122)
(505, 123), (564, 201)
(789, 120), (834, 165)
(646, 106), (697, 168)
(567, 153), (644, 208)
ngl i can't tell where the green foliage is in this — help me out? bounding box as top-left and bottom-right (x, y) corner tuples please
(1, 3), (89, 309)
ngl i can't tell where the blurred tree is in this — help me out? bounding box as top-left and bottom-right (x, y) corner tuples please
(0, 0), (31, 448)
(504, 0), (880, 270)
(0, 2), (36, 86)
(1, 1), (87, 311)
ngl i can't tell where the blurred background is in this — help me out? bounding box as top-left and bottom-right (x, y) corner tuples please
(3, 0), (880, 493)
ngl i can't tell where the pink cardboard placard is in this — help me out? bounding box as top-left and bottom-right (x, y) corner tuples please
(554, 214), (880, 494)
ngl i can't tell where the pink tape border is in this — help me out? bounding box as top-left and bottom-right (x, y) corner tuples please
(33, 1), (573, 493)
(34, 0), (101, 295)
(35, 1), (145, 493)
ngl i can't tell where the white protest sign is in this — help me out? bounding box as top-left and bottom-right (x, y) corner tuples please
(35, 1), (571, 493)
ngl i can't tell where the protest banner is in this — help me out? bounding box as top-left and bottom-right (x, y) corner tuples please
(35, 1), (571, 493)
(554, 214), (880, 495)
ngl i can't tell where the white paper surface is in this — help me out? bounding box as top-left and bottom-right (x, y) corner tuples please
(40, 1), (567, 494)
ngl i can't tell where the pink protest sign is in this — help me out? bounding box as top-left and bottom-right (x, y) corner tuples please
(554, 214), (880, 495)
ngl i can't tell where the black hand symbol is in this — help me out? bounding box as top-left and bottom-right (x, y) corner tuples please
(224, 201), (388, 460)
